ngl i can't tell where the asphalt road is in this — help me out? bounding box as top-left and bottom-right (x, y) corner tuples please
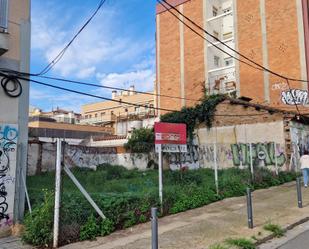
(278, 229), (309, 249)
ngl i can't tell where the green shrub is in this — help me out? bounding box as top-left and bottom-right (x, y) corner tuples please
(22, 190), (54, 247)
(80, 215), (99, 241)
(100, 218), (115, 236)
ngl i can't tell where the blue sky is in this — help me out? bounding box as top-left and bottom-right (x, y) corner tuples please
(30, 0), (157, 112)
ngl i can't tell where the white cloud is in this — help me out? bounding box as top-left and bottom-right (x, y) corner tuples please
(31, 3), (152, 79)
(30, 87), (95, 113)
(97, 69), (155, 92)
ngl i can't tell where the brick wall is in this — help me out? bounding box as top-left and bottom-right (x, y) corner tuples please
(157, 0), (308, 114)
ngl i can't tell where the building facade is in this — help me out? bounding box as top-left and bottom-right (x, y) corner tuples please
(0, 0), (31, 233)
(156, 0), (309, 114)
(29, 107), (82, 124)
(81, 86), (157, 135)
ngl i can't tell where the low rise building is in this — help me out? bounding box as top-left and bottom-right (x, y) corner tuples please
(29, 107), (81, 124)
(80, 86), (157, 135)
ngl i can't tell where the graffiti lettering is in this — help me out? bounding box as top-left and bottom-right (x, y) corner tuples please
(0, 124), (18, 224)
(231, 143), (286, 167)
(281, 89), (308, 105)
(271, 82), (288, 91)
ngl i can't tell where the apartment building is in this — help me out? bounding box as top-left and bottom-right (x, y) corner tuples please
(29, 107), (82, 124)
(156, 0), (309, 114)
(81, 86), (156, 135)
(0, 0), (31, 231)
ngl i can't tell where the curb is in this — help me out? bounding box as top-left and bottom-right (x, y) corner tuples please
(255, 216), (309, 247)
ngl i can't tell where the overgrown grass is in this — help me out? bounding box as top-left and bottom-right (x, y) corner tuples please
(263, 223), (285, 238)
(24, 165), (297, 247)
(225, 238), (256, 249)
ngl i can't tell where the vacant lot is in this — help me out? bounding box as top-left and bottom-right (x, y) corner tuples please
(25, 165), (297, 247)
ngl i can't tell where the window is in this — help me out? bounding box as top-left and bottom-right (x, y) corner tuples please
(85, 115), (88, 119)
(101, 112), (105, 116)
(213, 31), (219, 41)
(135, 107), (139, 113)
(212, 6), (218, 17)
(214, 56), (220, 67)
(224, 57), (233, 66)
(95, 114), (98, 118)
(89, 114), (92, 118)
(111, 111), (114, 115)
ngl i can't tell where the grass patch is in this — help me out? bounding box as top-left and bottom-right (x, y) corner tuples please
(225, 238), (256, 249)
(24, 165), (296, 247)
(209, 243), (228, 249)
(263, 223), (285, 237)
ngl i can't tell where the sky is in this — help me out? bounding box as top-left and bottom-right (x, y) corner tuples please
(30, 0), (157, 113)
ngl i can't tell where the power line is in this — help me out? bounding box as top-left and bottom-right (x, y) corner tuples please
(37, 75), (203, 102)
(158, 0), (308, 84)
(37, 0), (107, 76)
(156, 0), (303, 114)
(6, 73), (274, 117)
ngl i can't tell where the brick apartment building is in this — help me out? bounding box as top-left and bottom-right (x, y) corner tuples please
(156, 0), (309, 114)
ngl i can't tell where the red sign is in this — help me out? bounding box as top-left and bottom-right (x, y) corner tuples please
(154, 122), (187, 145)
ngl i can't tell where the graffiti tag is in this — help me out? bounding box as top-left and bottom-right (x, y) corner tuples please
(0, 125), (18, 223)
(231, 143), (286, 167)
(281, 89), (308, 105)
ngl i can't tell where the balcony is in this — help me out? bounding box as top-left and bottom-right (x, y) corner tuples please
(208, 69), (237, 96)
(80, 114), (116, 125)
(0, 0), (9, 55)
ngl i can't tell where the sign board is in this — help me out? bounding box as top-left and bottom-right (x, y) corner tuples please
(154, 122), (187, 145)
(155, 144), (187, 153)
(154, 122), (187, 208)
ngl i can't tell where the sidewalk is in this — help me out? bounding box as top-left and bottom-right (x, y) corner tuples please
(60, 182), (309, 249)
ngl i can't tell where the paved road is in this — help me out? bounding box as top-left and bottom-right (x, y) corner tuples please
(278, 229), (309, 249)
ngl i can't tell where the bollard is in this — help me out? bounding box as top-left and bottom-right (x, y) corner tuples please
(296, 177), (303, 208)
(151, 207), (158, 249)
(246, 187), (253, 229)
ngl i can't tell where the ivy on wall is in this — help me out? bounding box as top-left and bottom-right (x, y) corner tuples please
(125, 94), (226, 152)
(161, 94), (226, 140)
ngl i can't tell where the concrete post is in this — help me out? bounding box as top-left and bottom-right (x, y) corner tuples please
(151, 207), (158, 249)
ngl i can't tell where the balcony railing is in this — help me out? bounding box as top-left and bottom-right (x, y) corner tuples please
(0, 0), (8, 32)
(208, 70), (237, 95)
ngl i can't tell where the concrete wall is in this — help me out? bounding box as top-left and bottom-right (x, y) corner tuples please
(290, 121), (309, 171)
(0, 0), (31, 230)
(27, 142), (152, 175)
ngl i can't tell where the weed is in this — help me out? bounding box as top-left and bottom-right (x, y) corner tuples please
(225, 238), (256, 249)
(263, 223), (285, 238)
(209, 243), (228, 249)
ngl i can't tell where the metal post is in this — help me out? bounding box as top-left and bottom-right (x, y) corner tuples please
(249, 143), (254, 179)
(53, 138), (62, 248)
(246, 187), (253, 229)
(213, 142), (219, 195)
(158, 145), (163, 210)
(296, 177), (303, 208)
(274, 143), (278, 175)
(151, 207), (158, 249)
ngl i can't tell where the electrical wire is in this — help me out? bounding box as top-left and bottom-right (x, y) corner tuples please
(156, 0), (303, 114)
(6, 72), (276, 117)
(0, 74), (22, 98)
(37, 0), (106, 76)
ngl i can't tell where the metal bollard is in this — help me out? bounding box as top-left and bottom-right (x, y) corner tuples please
(151, 207), (158, 249)
(246, 187), (253, 229)
(296, 177), (303, 208)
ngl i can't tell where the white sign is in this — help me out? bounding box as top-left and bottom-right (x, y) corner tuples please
(155, 144), (187, 153)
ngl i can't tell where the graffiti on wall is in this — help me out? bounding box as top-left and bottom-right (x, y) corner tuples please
(281, 89), (308, 105)
(0, 124), (18, 227)
(290, 124), (309, 170)
(272, 82), (288, 91)
(231, 143), (286, 167)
